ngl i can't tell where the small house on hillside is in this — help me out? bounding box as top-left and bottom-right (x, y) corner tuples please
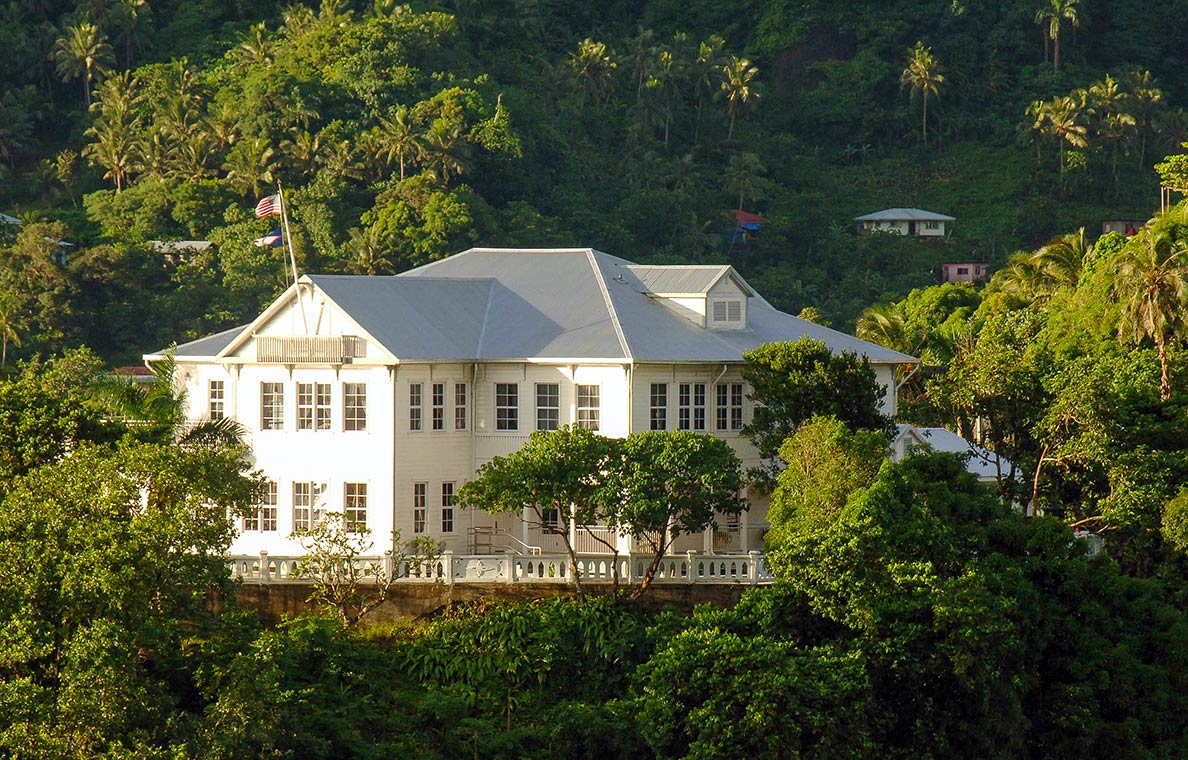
(1101, 219), (1145, 237)
(939, 261), (988, 283)
(724, 209), (766, 246)
(855, 208), (954, 238)
(150, 240), (215, 263)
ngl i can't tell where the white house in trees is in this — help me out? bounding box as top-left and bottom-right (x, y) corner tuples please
(854, 208), (954, 237)
(151, 248), (914, 563)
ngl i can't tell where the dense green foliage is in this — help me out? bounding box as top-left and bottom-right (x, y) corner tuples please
(6, 0), (1188, 364)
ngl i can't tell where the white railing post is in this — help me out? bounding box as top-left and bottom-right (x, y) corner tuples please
(383, 549), (394, 582)
(259, 550), (269, 584)
(505, 549), (517, 583)
(748, 551), (760, 585)
(442, 550), (454, 586)
(686, 550), (696, 584)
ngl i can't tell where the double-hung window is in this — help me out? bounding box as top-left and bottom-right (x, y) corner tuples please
(344, 483), (367, 532)
(454, 383), (468, 430)
(261, 382), (284, 430)
(432, 383), (446, 431)
(409, 383), (423, 431)
(413, 483), (427, 534)
(344, 383), (366, 431)
(243, 480), (277, 532)
(716, 382), (744, 431)
(209, 380), (225, 420)
(536, 383), (560, 431)
(441, 482), (455, 533)
(679, 383), (706, 431)
(297, 382), (331, 430)
(650, 383), (668, 430)
(293, 481), (326, 531)
(496, 383), (518, 431)
(576, 384), (599, 431)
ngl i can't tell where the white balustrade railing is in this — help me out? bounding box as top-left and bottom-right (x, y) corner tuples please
(229, 550), (774, 586)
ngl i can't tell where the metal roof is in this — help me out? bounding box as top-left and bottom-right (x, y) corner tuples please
(853, 208), (955, 222)
(626, 265), (747, 295)
(169, 248), (916, 365)
(896, 425), (1012, 480)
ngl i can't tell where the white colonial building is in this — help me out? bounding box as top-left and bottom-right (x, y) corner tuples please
(152, 247), (914, 567)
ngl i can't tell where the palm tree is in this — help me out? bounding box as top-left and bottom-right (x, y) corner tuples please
(900, 41), (944, 143)
(693, 34), (725, 145)
(855, 303), (911, 354)
(345, 226), (394, 275)
(282, 128), (322, 179)
(1126, 70), (1163, 168)
(1046, 95), (1088, 173)
(373, 105), (422, 180)
(1112, 227), (1188, 402)
(83, 119), (139, 191)
(0, 294), (25, 366)
(112, 0), (150, 67)
(1035, 0), (1079, 72)
(52, 23), (116, 108)
(223, 137), (277, 197)
(1025, 98), (1051, 164)
(420, 122), (469, 184)
(1033, 227), (1092, 288)
(719, 56), (760, 141)
(99, 350), (245, 448)
(232, 22), (272, 68)
(725, 151), (765, 211)
(569, 38), (617, 105)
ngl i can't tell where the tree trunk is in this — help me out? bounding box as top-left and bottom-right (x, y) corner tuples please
(922, 91), (928, 143)
(1158, 335), (1172, 402)
(1053, 34), (1060, 72)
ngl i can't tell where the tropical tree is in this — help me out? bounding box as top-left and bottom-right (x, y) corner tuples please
(83, 119), (139, 191)
(568, 38), (617, 106)
(1035, 0), (1080, 72)
(855, 302), (911, 354)
(223, 137), (277, 197)
(601, 431), (742, 597)
(1047, 95), (1088, 173)
(373, 105), (421, 181)
(900, 41), (944, 143)
(1111, 227), (1188, 401)
(52, 22), (116, 107)
(1127, 70), (1163, 168)
(719, 56), (759, 141)
(456, 426), (616, 598)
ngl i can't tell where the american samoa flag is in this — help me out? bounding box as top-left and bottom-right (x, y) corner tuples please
(255, 194), (281, 218)
(254, 229), (283, 247)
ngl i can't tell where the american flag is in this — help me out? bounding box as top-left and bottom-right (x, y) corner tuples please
(255, 194), (281, 218)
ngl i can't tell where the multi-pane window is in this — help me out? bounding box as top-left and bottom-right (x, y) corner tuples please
(297, 382), (331, 430)
(261, 382), (284, 430)
(209, 380), (225, 420)
(576, 384), (600, 431)
(243, 480), (277, 532)
(541, 507), (561, 531)
(292, 481), (326, 531)
(679, 383), (706, 431)
(432, 383), (446, 431)
(409, 383), (423, 431)
(716, 382), (744, 431)
(413, 483), (427, 534)
(536, 383), (560, 431)
(441, 482), (455, 533)
(496, 383), (518, 431)
(650, 383), (668, 430)
(344, 483), (367, 532)
(454, 383), (468, 430)
(344, 383), (366, 431)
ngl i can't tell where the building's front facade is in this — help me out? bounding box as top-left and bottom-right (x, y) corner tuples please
(854, 208), (955, 237)
(153, 248), (915, 559)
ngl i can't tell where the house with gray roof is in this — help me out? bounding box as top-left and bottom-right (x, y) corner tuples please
(854, 207), (954, 237)
(153, 247), (915, 569)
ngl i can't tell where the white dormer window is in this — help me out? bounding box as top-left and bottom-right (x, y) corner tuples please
(709, 298), (744, 329)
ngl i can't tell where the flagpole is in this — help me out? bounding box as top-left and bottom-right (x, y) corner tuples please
(277, 181), (308, 334)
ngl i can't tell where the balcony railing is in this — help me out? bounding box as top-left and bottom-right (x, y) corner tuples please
(229, 550), (774, 586)
(255, 335), (365, 363)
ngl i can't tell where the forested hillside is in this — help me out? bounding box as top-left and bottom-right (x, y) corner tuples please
(3, 0), (1188, 362)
